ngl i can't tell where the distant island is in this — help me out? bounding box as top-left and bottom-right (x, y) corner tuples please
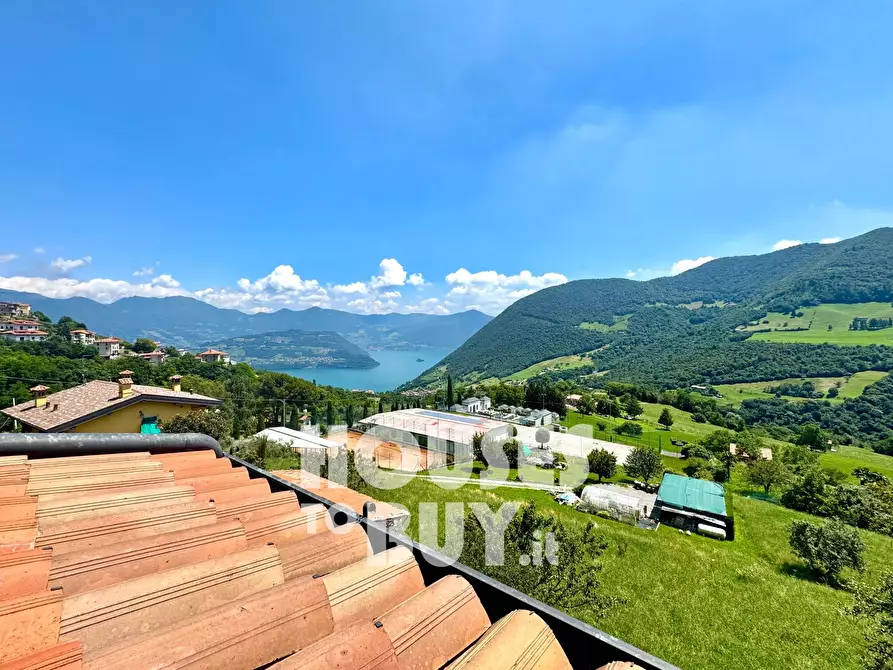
(416, 357), (424, 362)
(206, 329), (379, 369)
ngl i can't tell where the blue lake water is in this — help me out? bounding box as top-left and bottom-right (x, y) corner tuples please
(265, 347), (453, 392)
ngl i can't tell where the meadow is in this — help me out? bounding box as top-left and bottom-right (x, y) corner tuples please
(746, 302), (893, 345)
(365, 447), (893, 670)
(506, 354), (592, 381)
(714, 370), (888, 406)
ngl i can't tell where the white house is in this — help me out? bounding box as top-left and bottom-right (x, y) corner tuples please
(196, 349), (230, 364)
(95, 337), (122, 359)
(0, 329), (48, 343)
(6, 320), (41, 332)
(453, 396), (490, 414)
(70, 329), (96, 345)
(138, 350), (167, 365)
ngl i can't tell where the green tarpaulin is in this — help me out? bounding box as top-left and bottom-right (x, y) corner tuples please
(656, 473), (727, 517)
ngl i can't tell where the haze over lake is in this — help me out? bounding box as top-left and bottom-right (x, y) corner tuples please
(266, 347), (453, 392)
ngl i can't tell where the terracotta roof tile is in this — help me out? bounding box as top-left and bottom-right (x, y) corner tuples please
(0, 381), (221, 432)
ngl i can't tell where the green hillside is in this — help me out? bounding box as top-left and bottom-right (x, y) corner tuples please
(746, 302), (893, 345)
(207, 329), (379, 369)
(408, 228), (893, 388)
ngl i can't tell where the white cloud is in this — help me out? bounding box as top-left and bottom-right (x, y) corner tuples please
(444, 268), (568, 314)
(625, 270), (636, 278)
(239, 265), (323, 295)
(407, 273), (426, 286)
(150, 274), (180, 288)
(381, 290), (401, 299)
(0, 275), (189, 303)
(51, 256), (92, 271)
(671, 256), (715, 275)
(331, 281), (369, 295)
(370, 258), (408, 288)
(772, 239), (802, 251)
(819, 236), (841, 244)
(133, 267), (155, 277)
(33, 248), (44, 255)
(0, 254), (17, 264)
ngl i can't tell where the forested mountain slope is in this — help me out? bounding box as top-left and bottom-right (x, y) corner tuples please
(409, 228), (893, 386)
(206, 329), (379, 369)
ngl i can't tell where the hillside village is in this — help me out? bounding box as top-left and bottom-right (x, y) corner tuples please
(0, 300), (230, 364)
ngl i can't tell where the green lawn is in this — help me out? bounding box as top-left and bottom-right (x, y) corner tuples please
(579, 314), (630, 332)
(364, 448), (893, 670)
(714, 371), (888, 407)
(746, 302), (893, 345)
(821, 445), (893, 482)
(506, 354), (592, 381)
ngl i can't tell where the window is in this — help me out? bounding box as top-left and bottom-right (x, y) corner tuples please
(140, 416), (161, 434)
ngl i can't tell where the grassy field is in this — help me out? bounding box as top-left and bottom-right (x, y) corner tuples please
(714, 371), (888, 407)
(821, 445), (893, 482)
(746, 302), (893, 345)
(365, 448), (893, 670)
(506, 354), (592, 381)
(563, 400), (789, 452)
(579, 314), (630, 332)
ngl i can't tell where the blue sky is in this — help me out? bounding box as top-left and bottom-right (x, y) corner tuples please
(1, 2), (892, 315)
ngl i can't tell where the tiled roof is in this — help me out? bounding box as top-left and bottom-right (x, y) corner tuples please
(69, 330), (94, 335)
(198, 349), (227, 356)
(0, 381), (221, 432)
(0, 445), (650, 670)
(95, 338), (121, 344)
(0, 330), (48, 336)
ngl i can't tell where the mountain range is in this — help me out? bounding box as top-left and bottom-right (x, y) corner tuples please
(409, 227), (893, 388)
(0, 291), (492, 352)
(206, 329), (379, 369)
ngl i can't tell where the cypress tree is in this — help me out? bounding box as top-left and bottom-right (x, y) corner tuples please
(446, 375), (454, 408)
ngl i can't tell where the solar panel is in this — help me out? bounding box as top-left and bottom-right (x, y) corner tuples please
(416, 410), (484, 425)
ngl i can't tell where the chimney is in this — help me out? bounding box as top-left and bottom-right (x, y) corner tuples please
(30, 385), (49, 408)
(170, 375), (182, 393)
(118, 370), (134, 399)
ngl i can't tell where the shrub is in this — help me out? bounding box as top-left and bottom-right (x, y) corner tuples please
(691, 412), (707, 423)
(745, 458), (788, 494)
(849, 571), (893, 670)
(789, 518), (865, 583)
(781, 467), (828, 514)
(614, 421), (643, 437)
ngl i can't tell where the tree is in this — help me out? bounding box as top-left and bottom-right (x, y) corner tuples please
(502, 439), (521, 469)
(446, 375), (454, 408)
(378, 397), (384, 414)
(625, 446), (663, 484)
(797, 423), (828, 451)
(789, 518), (865, 583)
(535, 427), (551, 449)
(158, 409), (232, 443)
(326, 400), (335, 426)
(849, 571), (893, 670)
(345, 404), (355, 428)
(781, 467), (828, 514)
(588, 448), (617, 483)
(701, 429), (735, 456)
(131, 338), (158, 354)
(826, 386), (839, 398)
(745, 458), (788, 494)
(622, 394), (643, 419)
(472, 432), (485, 462)
(578, 393), (597, 415)
(658, 408), (674, 430)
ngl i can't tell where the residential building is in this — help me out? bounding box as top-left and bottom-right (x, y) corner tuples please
(70, 329), (96, 345)
(0, 329), (48, 343)
(450, 395), (491, 414)
(255, 426), (346, 459)
(196, 348), (230, 363)
(0, 301), (30, 319)
(518, 408), (556, 427)
(652, 472), (735, 540)
(356, 408), (510, 470)
(5, 320), (41, 331)
(95, 337), (123, 359)
(1, 373), (221, 433)
(138, 350), (167, 365)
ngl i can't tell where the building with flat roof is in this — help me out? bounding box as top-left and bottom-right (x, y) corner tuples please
(0, 329), (48, 342)
(255, 426), (346, 455)
(356, 408), (510, 470)
(0, 301), (30, 319)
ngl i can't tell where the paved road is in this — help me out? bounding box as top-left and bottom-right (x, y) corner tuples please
(392, 472), (569, 492)
(514, 424), (633, 464)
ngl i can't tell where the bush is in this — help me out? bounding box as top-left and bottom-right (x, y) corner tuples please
(691, 412), (707, 423)
(159, 409), (233, 443)
(849, 571), (893, 670)
(614, 421), (643, 437)
(789, 518), (865, 583)
(781, 467), (828, 514)
(682, 444), (712, 460)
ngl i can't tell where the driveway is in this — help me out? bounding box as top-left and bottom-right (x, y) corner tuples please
(514, 425), (633, 464)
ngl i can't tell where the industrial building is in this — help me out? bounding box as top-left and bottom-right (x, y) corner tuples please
(355, 408), (510, 470)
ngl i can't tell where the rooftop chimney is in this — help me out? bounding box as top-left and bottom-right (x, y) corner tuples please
(30, 385), (49, 408)
(170, 375), (182, 393)
(118, 370), (134, 399)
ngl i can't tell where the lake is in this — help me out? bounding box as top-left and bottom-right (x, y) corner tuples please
(265, 347), (453, 392)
